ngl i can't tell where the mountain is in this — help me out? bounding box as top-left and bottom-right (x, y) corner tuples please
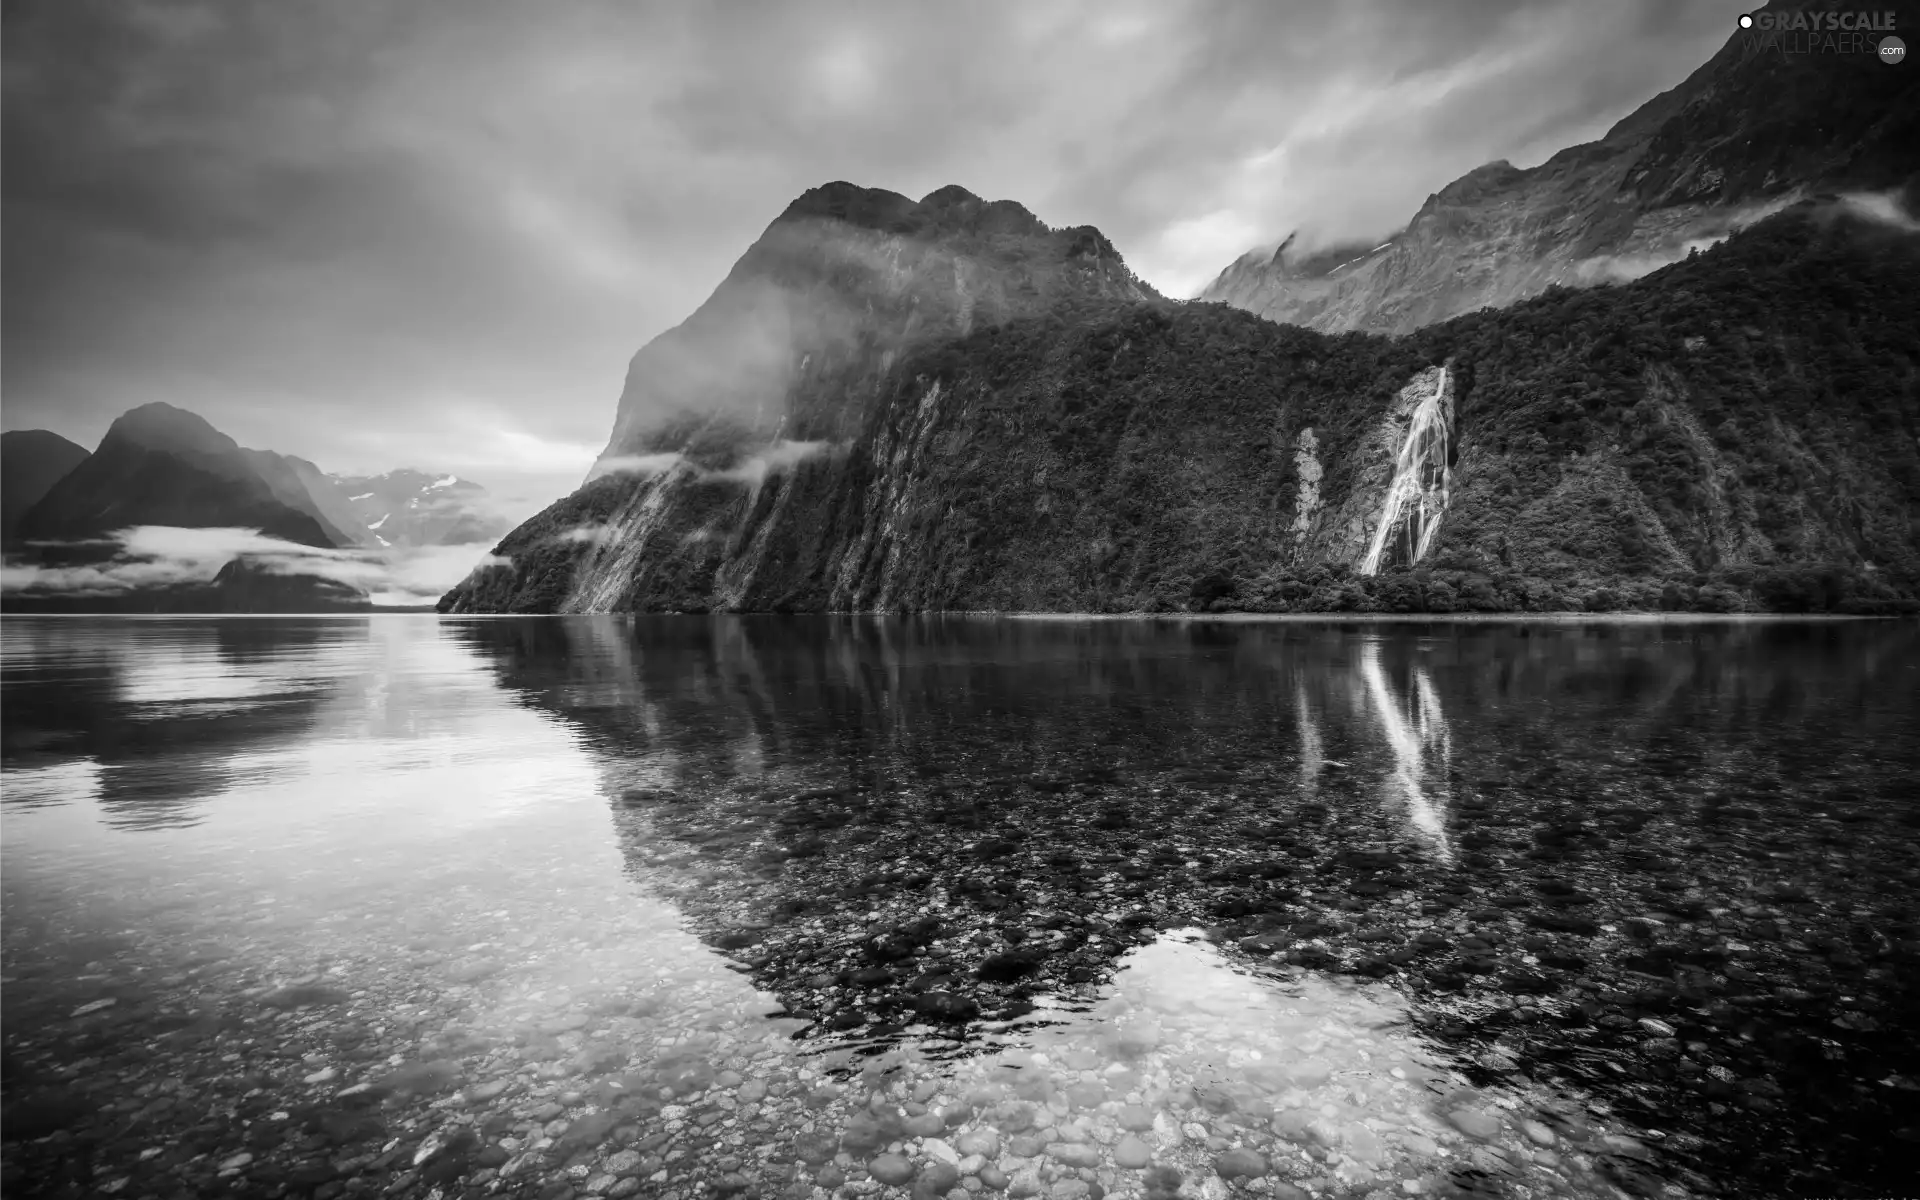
(1, 403), (382, 613)
(1, 430), (90, 543)
(240, 449), (371, 547)
(593, 180), (1159, 474)
(444, 192), (1920, 616)
(12, 403), (339, 549)
(1199, 0), (1920, 335)
(326, 469), (507, 547)
(438, 182), (1160, 611)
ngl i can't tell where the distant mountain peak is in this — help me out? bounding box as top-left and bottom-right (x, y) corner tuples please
(776, 181), (918, 227)
(1201, 1), (1920, 334)
(107, 402), (238, 458)
(13, 404), (338, 549)
(919, 184), (983, 208)
(596, 179), (1158, 468)
(1, 429), (92, 544)
(324, 468), (504, 547)
(772, 180), (1052, 242)
(120, 400), (200, 421)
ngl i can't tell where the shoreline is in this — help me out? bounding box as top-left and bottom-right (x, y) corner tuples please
(1, 609), (1908, 621)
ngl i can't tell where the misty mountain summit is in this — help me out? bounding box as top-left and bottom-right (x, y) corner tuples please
(591, 182), (1159, 475)
(0, 401), (509, 611)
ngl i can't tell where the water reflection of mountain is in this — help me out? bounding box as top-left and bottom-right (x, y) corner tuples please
(451, 616), (1920, 1198)
(0, 618), (360, 829)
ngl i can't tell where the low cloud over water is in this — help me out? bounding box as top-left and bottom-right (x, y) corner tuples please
(1, 526), (508, 607)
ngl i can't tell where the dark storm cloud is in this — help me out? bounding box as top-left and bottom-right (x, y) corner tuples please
(2, 0), (1749, 521)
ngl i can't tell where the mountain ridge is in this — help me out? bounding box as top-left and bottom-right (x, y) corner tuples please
(444, 199), (1920, 617)
(1198, 0), (1920, 334)
(13, 403), (340, 550)
(1, 430), (91, 543)
(326, 469), (507, 548)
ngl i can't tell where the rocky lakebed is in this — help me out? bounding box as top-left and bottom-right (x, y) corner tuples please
(3, 615), (1917, 1200)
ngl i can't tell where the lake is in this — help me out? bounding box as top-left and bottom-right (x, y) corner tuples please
(2, 615), (1917, 1200)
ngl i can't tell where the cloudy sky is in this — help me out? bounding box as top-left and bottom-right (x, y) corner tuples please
(4, 0), (1750, 523)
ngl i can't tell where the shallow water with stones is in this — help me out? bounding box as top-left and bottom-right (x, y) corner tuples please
(2, 615), (1916, 1200)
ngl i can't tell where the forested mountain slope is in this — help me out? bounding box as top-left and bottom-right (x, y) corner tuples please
(445, 206), (1918, 615)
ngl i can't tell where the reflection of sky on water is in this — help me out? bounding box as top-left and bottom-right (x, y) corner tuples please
(2, 618), (358, 828)
(2, 615), (768, 1075)
(839, 929), (1638, 1197)
(0, 760), (104, 811)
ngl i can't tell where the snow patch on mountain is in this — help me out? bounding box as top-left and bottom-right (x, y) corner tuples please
(324, 469), (510, 548)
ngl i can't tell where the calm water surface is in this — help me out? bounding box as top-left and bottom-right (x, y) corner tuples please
(2, 616), (1917, 1200)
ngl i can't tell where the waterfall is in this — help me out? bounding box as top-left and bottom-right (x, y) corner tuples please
(1360, 366), (1451, 576)
(561, 465), (689, 612)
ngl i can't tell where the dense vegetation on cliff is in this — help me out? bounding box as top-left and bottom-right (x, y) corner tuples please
(448, 476), (635, 613)
(1395, 206), (1920, 613)
(830, 206), (1918, 614)
(447, 205), (1920, 616)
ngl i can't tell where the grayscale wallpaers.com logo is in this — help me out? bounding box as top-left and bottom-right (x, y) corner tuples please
(1736, 10), (1904, 62)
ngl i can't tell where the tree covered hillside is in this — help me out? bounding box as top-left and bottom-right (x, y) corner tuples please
(817, 205), (1917, 614)
(445, 205), (1919, 615)
(1398, 204), (1920, 613)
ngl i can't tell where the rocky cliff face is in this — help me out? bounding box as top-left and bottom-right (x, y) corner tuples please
(446, 201), (1920, 616)
(1199, 0), (1920, 335)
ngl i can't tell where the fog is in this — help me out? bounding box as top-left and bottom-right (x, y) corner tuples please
(1569, 189), (1917, 285)
(1, 526), (510, 607)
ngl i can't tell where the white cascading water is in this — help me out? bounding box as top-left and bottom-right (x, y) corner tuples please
(1359, 366), (1451, 576)
(562, 464), (688, 612)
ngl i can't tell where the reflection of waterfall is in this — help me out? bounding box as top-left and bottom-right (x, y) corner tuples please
(1358, 641), (1453, 862)
(1295, 681), (1322, 797)
(1360, 366), (1451, 576)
